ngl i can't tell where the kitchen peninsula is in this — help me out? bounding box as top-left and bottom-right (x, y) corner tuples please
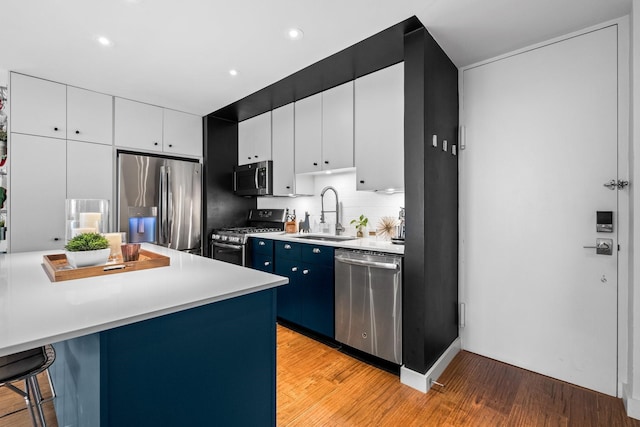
(0, 244), (288, 426)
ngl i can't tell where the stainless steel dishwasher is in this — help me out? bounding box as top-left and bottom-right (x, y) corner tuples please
(334, 249), (402, 364)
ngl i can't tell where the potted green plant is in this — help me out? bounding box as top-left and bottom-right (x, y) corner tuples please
(350, 214), (369, 238)
(64, 232), (111, 268)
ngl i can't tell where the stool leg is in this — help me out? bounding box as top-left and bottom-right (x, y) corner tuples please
(44, 369), (56, 400)
(29, 375), (47, 427)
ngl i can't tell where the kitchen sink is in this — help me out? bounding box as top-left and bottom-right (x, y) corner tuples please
(293, 234), (357, 242)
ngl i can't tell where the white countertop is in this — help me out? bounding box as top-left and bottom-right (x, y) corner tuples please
(0, 244), (288, 357)
(252, 232), (405, 255)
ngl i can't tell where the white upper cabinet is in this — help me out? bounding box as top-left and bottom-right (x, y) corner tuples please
(114, 97), (164, 152)
(163, 109), (202, 158)
(295, 83), (354, 174)
(238, 111), (271, 165)
(271, 104), (295, 195)
(355, 62), (404, 191)
(322, 81), (354, 170)
(66, 140), (113, 201)
(10, 73), (66, 139)
(294, 93), (322, 174)
(67, 86), (113, 145)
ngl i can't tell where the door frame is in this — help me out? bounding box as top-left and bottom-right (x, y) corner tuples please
(458, 16), (630, 397)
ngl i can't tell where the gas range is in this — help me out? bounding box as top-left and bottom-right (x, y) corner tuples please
(210, 209), (286, 266)
(211, 226), (283, 245)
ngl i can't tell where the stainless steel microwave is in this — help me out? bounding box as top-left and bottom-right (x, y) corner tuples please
(233, 161), (273, 196)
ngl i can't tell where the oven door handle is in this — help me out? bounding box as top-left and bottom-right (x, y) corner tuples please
(212, 242), (243, 250)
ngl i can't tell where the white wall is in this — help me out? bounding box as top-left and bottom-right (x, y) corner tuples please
(256, 170), (404, 237)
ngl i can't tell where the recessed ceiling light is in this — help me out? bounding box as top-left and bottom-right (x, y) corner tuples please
(229, 69), (238, 77)
(97, 36), (113, 47)
(287, 28), (304, 40)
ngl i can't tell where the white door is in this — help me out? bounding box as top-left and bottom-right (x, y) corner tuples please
(461, 25), (619, 395)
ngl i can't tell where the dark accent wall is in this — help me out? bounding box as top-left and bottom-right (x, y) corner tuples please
(210, 17), (423, 122)
(403, 28), (459, 374)
(203, 116), (255, 257)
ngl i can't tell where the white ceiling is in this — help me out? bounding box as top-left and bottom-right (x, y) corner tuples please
(0, 0), (631, 116)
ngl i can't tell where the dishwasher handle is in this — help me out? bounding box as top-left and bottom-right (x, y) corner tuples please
(335, 255), (399, 270)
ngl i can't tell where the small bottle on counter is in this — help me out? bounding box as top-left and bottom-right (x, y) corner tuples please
(285, 208), (297, 234)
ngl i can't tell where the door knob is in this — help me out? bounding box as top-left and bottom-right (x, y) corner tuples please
(604, 179), (630, 190)
(583, 238), (613, 255)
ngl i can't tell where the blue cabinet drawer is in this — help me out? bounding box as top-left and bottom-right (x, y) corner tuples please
(252, 254), (274, 272)
(275, 241), (301, 260)
(301, 244), (334, 266)
(251, 238), (273, 256)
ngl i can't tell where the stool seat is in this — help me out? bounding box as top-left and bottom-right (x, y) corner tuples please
(0, 345), (56, 427)
(0, 348), (47, 384)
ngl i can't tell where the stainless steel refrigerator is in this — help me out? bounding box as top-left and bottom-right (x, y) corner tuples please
(117, 151), (202, 254)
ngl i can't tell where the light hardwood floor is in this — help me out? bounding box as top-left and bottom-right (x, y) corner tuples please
(2, 325), (639, 426)
(277, 325), (640, 426)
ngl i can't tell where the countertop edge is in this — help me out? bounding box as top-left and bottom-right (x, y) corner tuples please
(248, 232), (405, 255)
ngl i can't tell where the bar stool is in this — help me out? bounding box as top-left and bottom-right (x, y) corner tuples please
(0, 345), (56, 427)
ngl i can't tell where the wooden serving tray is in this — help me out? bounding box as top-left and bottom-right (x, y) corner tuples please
(42, 249), (170, 282)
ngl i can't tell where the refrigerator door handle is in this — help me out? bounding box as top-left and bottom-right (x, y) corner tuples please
(159, 165), (168, 245)
(166, 166), (173, 245)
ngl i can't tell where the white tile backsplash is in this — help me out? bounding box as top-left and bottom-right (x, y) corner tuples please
(257, 170), (404, 236)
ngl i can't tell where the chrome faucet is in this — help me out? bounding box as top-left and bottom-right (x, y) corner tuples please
(320, 186), (345, 235)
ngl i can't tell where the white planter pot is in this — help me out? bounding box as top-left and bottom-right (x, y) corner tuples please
(65, 248), (111, 268)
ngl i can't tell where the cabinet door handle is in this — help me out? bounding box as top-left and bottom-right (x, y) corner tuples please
(313, 162), (318, 166)
(264, 261), (270, 266)
(302, 269), (309, 275)
(168, 144), (173, 148)
(154, 142), (159, 146)
(284, 244), (291, 249)
(291, 266), (298, 272)
(324, 161), (329, 164)
(312, 248), (321, 254)
(75, 130), (80, 134)
(53, 127), (59, 131)
(53, 237), (60, 241)
(360, 180), (365, 184)
(258, 241), (265, 246)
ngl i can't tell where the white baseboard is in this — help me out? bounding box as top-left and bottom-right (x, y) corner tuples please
(623, 383), (640, 420)
(400, 337), (461, 393)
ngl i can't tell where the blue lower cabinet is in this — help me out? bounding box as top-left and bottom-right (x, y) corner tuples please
(275, 258), (303, 323)
(300, 263), (334, 337)
(274, 241), (334, 338)
(250, 238), (274, 272)
(52, 289), (278, 427)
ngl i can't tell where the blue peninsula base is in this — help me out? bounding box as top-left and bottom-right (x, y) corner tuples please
(50, 289), (277, 427)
